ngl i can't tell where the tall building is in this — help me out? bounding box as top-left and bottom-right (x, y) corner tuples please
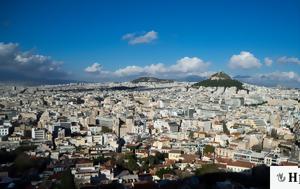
(32, 128), (46, 140)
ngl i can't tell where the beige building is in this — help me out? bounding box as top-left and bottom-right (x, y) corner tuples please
(215, 147), (235, 159)
(168, 150), (183, 161)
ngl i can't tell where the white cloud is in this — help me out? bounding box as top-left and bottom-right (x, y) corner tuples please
(277, 56), (300, 65)
(113, 56), (209, 77)
(122, 33), (135, 40)
(229, 51), (261, 69)
(15, 53), (50, 64)
(144, 63), (166, 75)
(0, 42), (18, 57)
(264, 57), (272, 66)
(0, 42), (67, 78)
(122, 30), (158, 45)
(85, 56), (210, 79)
(171, 57), (209, 73)
(114, 65), (145, 76)
(85, 62), (102, 73)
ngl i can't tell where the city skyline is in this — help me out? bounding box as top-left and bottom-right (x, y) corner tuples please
(0, 0), (300, 87)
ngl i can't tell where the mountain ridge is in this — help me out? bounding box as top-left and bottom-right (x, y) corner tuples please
(192, 72), (245, 90)
(131, 77), (174, 83)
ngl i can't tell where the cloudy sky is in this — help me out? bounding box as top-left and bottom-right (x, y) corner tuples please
(0, 0), (300, 87)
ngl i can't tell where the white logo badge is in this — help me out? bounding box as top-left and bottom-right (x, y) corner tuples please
(271, 166), (300, 189)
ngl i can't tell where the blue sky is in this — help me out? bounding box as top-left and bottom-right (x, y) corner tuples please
(0, 0), (300, 86)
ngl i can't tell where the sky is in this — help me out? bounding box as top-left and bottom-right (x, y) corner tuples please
(0, 0), (300, 87)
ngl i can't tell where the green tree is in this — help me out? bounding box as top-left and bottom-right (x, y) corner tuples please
(155, 152), (168, 162)
(222, 122), (230, 135)
(189, 131), (194, 139)
(14, 153), (35, 173)
(93, 155), (109, 165)
(125, 158), (139, 172)
(270, 129), (278, 139)
(61, 169), (75, 189)
(192, 78), (244, 90)
(252, 144), (262, 152)
(148, 155), (158, 166)
(120, 153), (139, 172)
(195, 164), (219, 176)
(101, 126), (112, 133)
(156, 167), (174, 178)
(53, 169), (75, 189)
(203, 145), (215, 155)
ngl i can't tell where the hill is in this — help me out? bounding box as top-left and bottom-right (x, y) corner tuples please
(131, 77), (174, 83)
(192, 72), (245, 90)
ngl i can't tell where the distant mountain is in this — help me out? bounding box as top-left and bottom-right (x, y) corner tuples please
(192, 72), (245, 90)
(177, 75), (206, 82)
(131, 77), (174, 83)
(0, 70), (82, 86)
(233, 75), (251, 79)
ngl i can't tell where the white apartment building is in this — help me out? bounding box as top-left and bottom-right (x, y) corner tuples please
(32, 128), (46, 140)
(0, 126), (9, 136)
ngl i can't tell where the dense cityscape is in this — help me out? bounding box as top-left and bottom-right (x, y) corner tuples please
(0, 72), (299, 188)
(1, 0), (300, 188)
